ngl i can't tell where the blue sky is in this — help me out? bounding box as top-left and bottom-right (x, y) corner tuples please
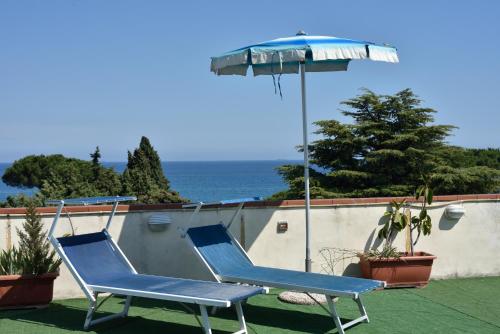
(1, 1), (499, 162)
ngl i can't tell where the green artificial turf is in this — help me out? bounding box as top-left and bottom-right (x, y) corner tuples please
(1, 277), (499, 334)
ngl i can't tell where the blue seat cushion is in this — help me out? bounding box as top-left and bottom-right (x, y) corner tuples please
(222, 266), (383, 295)
(187, 224), (383, 296)
(58, 231), (263, 303)
(91, 273), (263, 303)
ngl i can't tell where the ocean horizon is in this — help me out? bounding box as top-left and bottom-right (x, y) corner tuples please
(0, 160), (301, 203)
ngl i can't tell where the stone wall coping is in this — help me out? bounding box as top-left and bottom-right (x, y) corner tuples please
(0, 194), (498, 216)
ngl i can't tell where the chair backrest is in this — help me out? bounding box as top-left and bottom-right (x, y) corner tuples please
(187, 224), (253, 275)
(57, 232), (134, 285)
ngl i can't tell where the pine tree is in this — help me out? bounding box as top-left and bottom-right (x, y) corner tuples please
(2, 153), (122, 204)
(271, 89), (499, 199)
(17, 201), (61, 275)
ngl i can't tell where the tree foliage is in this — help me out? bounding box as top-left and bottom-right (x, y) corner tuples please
(2, 154), (122, 204)
(437, 147), (500, 169)
(271, 89), (500, 199)
(2, 154), (90, 189)
(1, 137), (185, 206)
(121, 136), (185, 204)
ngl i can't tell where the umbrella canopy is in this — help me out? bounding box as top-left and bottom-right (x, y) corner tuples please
(211, 31), (398, 76)
(210, 31), (398, 272)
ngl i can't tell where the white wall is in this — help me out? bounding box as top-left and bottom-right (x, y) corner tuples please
(1, 199), (499, 299)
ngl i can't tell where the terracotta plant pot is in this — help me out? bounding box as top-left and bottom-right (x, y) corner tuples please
(0, 272), (58, 309)
(359, 252), (436, 288)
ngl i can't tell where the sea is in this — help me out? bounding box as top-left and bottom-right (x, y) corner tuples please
(0, 160), (300, 203)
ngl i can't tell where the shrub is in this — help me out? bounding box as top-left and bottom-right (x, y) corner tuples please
(0, 201), (62, 276)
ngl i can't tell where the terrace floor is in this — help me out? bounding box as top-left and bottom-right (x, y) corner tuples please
(1, 277), (499, 334)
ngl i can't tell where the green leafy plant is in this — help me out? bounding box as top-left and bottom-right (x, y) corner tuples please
(369, 179), (434, 258)
(361, 200), (408, 259)
(409, 180), (433, 254)
(16, 201), (62, 275)
(0, 201), (62, 276)
(0, 248), (23, 275)
(378, 199), (408, 244)
(364, 245), (400, 260)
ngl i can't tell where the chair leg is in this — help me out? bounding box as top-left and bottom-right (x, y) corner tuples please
(83, 292), (98, 330)
(326, 296), (345, 334)
(235, 301), (247, 334)
(199, 303), (248, 334)
(199, 305), (213, 334)
(123, 296), (133, 317)
(355, 295), (369, 323)
(83, 294), (132, 330)
(326, 295), (370, 334)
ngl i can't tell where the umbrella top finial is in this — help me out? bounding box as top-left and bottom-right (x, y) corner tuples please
(296, 30), (307, 36)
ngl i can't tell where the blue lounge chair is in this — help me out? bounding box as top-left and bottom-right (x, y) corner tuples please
(181, 198), (385, 334)
(47, 196), (264, 334)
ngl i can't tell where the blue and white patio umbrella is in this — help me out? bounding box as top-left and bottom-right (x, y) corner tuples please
(211, 31), (398, 272)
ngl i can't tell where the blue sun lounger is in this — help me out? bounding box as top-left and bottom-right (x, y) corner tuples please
(181, 198), (385, 334)
(47, 196), (264, 334)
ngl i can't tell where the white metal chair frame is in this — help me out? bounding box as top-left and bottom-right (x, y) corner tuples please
(47, 197), (249, 334)
(181, 199), (378, 334)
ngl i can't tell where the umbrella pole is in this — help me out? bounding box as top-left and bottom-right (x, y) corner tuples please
(300, 62), (312, 273)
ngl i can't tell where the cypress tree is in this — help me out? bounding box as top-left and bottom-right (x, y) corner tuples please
(17, 201), (61, 275)
(90, 146), (101, 180)
(122, 136), (185, 203)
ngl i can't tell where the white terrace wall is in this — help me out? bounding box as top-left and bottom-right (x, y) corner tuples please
(0, 195), (499, 299)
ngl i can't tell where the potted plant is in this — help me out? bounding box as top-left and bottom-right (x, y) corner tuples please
(0, 201), (61, 308)
(359, 181), (437, 287)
